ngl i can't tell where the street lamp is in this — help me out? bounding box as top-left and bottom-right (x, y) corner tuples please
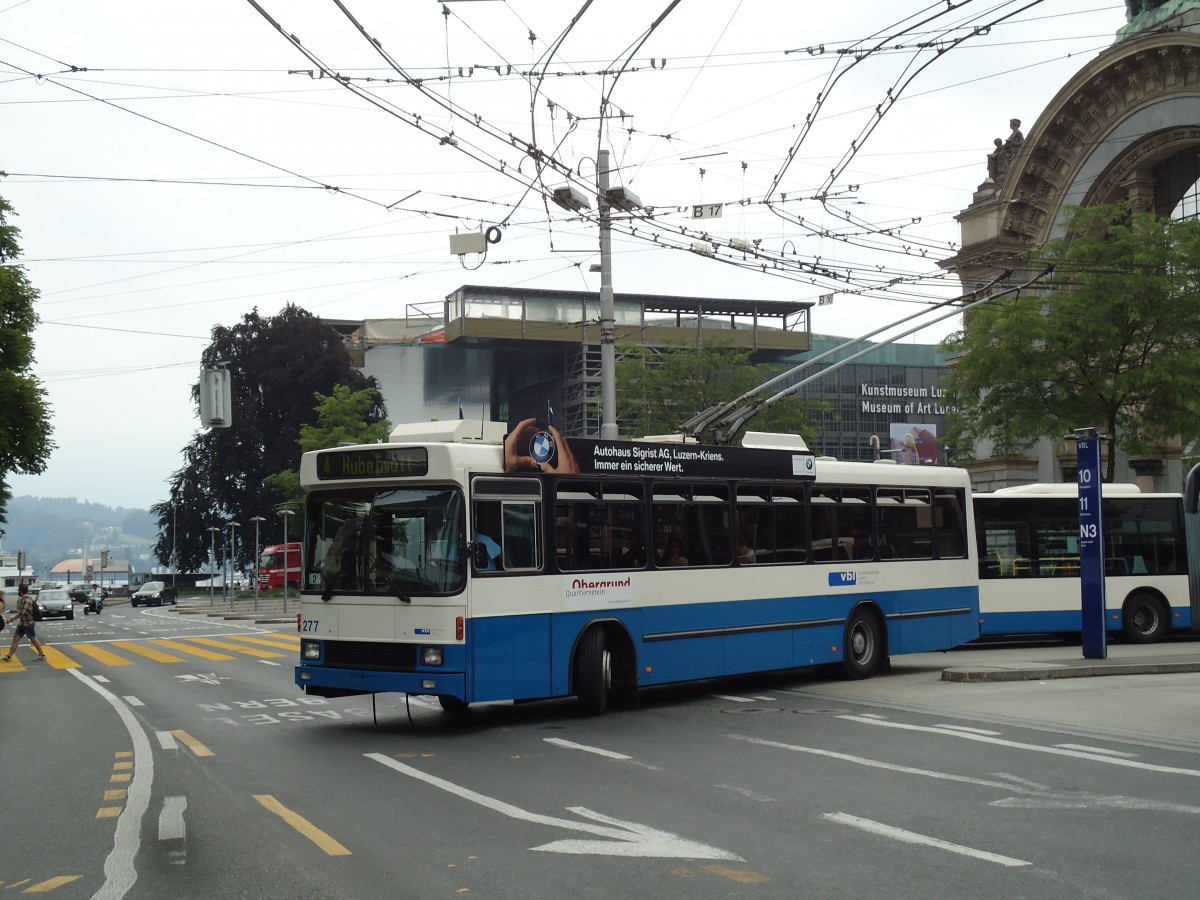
(205, 527), (221, 605)
(278, 508), (296, 614)
(227, 521), (240, 601)
(249, 515), (266, 610)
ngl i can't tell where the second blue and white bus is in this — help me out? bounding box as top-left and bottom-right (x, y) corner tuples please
(973, 483), (1193, 642)
(295, 420), (980, 714)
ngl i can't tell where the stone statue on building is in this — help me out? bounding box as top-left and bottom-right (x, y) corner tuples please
(1118, 1), (1200, 42)
(983, 118), (1024, 188)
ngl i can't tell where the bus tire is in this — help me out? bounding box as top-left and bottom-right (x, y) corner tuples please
(576, 629), (611, 716)
(841, 606), (883, 679)
(438, 695), (470, 714)
(1122, 593), (1168, 644)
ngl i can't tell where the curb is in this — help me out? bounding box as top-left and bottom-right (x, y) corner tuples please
(942, 661), (1200, 683)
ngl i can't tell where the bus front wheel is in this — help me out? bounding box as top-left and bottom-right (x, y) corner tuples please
(842, 607), (883, 679)
(1122, 593), (1168, 644)
(576, 629), (611, 716)
(438, 695), (470, 714)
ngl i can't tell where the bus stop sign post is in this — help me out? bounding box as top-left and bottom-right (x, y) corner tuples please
(1072, 428), (1108, 659)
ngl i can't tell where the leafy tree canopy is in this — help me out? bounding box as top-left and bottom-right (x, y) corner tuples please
(265, 383), (393, 507)
(942, 203), (1200, 481)
(152, 306), (385, 571)
(0, 192), (55, 533)
(615, 339), (827, 446)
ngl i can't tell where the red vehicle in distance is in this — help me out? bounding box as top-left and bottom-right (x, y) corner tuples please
(258, 543), (301, 592)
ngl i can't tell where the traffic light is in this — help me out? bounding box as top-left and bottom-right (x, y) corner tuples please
(17, 550), (25, 571)
(101, 549), (109, 568)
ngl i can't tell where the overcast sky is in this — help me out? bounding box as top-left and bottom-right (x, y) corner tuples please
(1, 0), (1130, 510)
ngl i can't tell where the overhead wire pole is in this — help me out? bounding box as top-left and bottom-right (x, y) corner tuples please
(710, 268), (1055, 442)
(598, 148), (618, 440)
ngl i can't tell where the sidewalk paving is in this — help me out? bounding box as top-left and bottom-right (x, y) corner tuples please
(939, 637), (1200, 682)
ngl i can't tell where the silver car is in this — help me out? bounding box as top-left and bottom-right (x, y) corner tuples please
(36, 589), (74, 620)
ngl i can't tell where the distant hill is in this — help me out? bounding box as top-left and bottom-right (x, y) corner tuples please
(1, 496), (159, 576)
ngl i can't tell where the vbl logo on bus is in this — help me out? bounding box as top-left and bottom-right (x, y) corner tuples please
(828, 571), (857, 586)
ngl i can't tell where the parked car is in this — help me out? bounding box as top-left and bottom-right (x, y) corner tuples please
(130, 581), (177, 607)
(36, 589), (74, 620)
(68, 585), (96, 604)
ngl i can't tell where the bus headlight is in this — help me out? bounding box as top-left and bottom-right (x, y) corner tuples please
(422, 647), (444, 666)
(302, 641), (321, 660)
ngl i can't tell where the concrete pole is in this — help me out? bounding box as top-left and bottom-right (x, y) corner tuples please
(598, 148), (618, 440)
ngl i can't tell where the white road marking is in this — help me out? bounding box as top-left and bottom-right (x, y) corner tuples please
(366, 753), (741, 860)
(822, 812), (1030, 867)
(936, 724), (1001, 736)
(156, 731), (178, 750)
(1055, 743), (1137, 759)
(730, 735), (1026, 791)
(544, 738), (631, 760)
(836, 715), (1200, 777)
(67, 669), (153, 900)
(123, 696), (144, 707)
(710, 694), (755, 703)
(716, 784), (775, 802)
(158, 796), (187, 841)
(93, 675), (111, 683)
(259, 660), (283, 666)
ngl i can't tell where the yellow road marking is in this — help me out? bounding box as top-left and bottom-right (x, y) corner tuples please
(22, 875), (83, 892)
(187, 637), (285, 658)
(113, 761), (132, 771)
(115, 751), (132, 758)
(254, 794), (351, 856)
(42, 645), (81, 668)
(0, 657), (26, 672)
(110, 774), (131, 784)
(150, 639), (234, 661)
(104, 789), (126, 801)
(224, 634), (300, 650)
(96, 807), (122, 819)
(112, 641), (186, 663)
(701, 865), (771, 884)
(171, 729), (214, 757)
(72, 644), (134, 666)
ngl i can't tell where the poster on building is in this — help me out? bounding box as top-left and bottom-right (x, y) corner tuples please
(889, 423), (939, 465)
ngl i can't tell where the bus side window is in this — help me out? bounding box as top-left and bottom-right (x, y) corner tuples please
(501, 502), (541, 571)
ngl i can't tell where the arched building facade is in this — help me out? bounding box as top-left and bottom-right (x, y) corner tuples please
(942, 2), (1200, 491)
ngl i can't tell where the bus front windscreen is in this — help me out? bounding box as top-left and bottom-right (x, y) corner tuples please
(305, 488), (465, 598)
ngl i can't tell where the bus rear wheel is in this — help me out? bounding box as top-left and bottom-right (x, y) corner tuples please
(438, 695), (470, 714)
(1122, 593), (1168, 644)
(842, 607), (883, 679)
(576, 629), (611, 716)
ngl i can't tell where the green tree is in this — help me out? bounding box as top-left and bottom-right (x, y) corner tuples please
(0, 193), (54, 533)
(615, 340), (826, 445)
(152, 306), (385, 572)
(266, 383), (393, 506)
(942, 203), (1200, 482)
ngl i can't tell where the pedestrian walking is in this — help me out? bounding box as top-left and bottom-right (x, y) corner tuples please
(2, 582), (46, 662)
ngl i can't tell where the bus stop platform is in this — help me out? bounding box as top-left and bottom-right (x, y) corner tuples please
(173, 595), (296, 625)
(940, 638), (1200, 683)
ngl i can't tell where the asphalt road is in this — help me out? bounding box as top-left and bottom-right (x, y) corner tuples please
(3, 609), (1199, 899)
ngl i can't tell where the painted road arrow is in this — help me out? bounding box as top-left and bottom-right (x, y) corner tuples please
(365, 752), (742, 860)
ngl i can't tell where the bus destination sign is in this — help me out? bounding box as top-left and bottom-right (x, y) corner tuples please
(317, 447), (429, 480)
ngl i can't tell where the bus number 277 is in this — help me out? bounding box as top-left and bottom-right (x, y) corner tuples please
(300, 619), (320, 632)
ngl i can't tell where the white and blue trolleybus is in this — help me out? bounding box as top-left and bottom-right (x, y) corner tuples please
(295, 420), (980, 714)
(973, 483), (1192, 642)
